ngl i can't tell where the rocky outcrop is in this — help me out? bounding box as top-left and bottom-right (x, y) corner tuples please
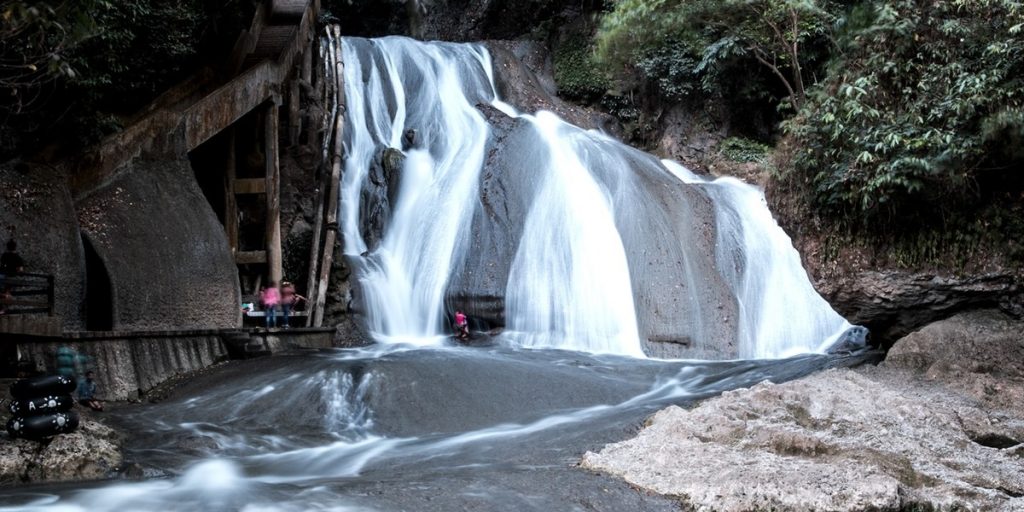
(0, 416), (122, 485)
(816, 270), (1022, 344)
(582, 311), (1024, 511)
(883, 309), (1024, 412)
(485, 41), (617, 133)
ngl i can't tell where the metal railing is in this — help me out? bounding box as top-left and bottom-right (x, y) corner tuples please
(1, 272), (55, 315)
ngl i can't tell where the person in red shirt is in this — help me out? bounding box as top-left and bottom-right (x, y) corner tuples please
(454, 310), (469, 340)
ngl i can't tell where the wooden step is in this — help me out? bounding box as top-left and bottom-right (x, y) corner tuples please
(271, 0), (309, 20)
(235, 250), (267, 264)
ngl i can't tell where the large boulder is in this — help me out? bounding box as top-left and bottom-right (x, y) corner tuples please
(582, 368), (1024, 511)
(883, 309), (1024, 412)
(583, 313), (1024, 509)
(0, 417), (122, 485)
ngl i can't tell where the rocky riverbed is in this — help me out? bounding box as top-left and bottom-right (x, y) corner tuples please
(582, 309), (1024, 511)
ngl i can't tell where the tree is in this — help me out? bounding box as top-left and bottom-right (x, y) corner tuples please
(596, 0), (837, 109)
(0, 0), (100, 115)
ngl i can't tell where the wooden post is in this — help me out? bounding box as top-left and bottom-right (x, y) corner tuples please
(265, 99), (283, 286)
(224, 129), (239, 254)
(313, 27), (344, 328)
(288, 65), (301, 147)
(305, 30), (335, 326)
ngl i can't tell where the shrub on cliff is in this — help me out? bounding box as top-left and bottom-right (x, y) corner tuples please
(779, 0), (1024, 226)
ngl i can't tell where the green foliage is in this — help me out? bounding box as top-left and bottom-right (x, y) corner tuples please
(595, 0), (837, 108)
(781, 0), (1024, 225)
(0, 0), (250, 158)
(0, 0), (102, 114)
(719, 137), (772, 163)
(553, 35), (610, 101)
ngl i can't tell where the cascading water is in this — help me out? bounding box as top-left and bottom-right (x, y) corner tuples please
(338, 36), (497, 344)
(334, 35), (849, 359)
(662, 161), (850, 358)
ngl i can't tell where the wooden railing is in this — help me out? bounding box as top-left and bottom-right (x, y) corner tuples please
(1, 272), (55, 316)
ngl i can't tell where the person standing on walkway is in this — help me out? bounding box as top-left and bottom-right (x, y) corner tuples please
(0, 239), (24, 275)
(280, 281), (306, 329)
(0, 239), (24, 315)
(260, 281), (282, 328)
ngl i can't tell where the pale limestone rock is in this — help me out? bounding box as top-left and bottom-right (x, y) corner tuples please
(583, 368), (1024, 511)
(0, 417), (122, 484)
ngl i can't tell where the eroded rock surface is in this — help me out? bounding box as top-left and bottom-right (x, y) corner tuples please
(0, 417), (122, 485)
(583, 310), (1024, 511)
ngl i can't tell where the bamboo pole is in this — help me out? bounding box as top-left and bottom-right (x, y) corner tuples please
(313, 27), (345, 328)
(304, 35), (335, 326)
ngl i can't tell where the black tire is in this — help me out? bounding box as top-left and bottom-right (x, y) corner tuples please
(7, 394), (75, 416)
(6, 410), (80, 440)
(10, 375), (76, 399)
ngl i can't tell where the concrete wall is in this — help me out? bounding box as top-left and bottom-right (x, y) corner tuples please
(76, 159), (241, 330)
(0, 164), (86, 330)
(18, 331), (229, 401)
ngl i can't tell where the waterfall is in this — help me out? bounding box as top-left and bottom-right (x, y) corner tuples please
(338, 36), (496, 344)
(333, 34), (849, 359)
(662, 161), (850, 358)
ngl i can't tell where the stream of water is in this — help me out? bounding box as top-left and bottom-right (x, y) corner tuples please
(0, 346), (875, 511)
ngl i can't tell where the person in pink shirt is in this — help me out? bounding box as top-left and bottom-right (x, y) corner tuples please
(454, 310), (469, 340)
(260, 281), (282, 328)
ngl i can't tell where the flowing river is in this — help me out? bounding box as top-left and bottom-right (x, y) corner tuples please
(0, 346), (874, 511)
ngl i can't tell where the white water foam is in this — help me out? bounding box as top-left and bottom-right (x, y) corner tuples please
(662, 161), (850, 357)
(334, 35), (849, 358)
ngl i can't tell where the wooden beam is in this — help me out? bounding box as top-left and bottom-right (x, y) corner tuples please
(233, 178), (267, 195)
(236, 250), (268, 264)
(225, 129), (239, 252)
(265, 101), (283, 285)
(184, 61), (277, 151)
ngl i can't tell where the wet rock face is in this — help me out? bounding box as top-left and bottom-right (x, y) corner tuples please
(583, 311), (1024, 511)
(360, 146), (405, 252)
(0, 417), (122, 485)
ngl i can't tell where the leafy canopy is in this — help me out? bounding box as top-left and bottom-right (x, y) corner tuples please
(781, 0), (1024, 223)
(595, 0), (837, 108)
